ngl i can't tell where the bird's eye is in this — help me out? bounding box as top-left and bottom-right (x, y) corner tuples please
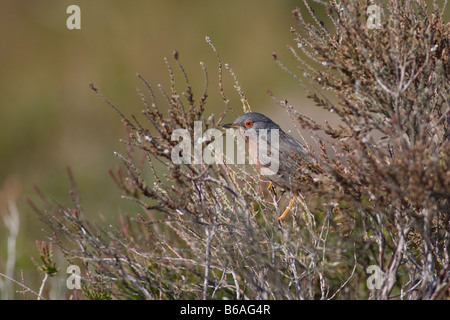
(244, 120), (253, 128)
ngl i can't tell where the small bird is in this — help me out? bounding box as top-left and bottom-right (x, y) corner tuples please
(223, 112), (314, 221)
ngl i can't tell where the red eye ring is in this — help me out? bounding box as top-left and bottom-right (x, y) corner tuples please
(244, 120), (253, 128)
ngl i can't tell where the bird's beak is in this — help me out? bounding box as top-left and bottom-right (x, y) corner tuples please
(222, 123), (243, 129)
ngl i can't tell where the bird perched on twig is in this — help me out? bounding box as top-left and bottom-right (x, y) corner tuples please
(223, 112), (315, 221)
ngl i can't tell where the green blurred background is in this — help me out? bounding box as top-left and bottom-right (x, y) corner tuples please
(0, 0), (310, 298)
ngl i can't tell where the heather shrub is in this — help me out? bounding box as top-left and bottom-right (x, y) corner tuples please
(30, 0), (449, 299)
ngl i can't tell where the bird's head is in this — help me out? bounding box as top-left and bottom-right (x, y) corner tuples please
(222, 112), (280, 133)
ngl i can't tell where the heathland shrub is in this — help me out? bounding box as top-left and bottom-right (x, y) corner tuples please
(30, 0), (449, 299)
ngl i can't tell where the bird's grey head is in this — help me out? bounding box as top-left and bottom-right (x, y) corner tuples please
(222, 112), (280, 132)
